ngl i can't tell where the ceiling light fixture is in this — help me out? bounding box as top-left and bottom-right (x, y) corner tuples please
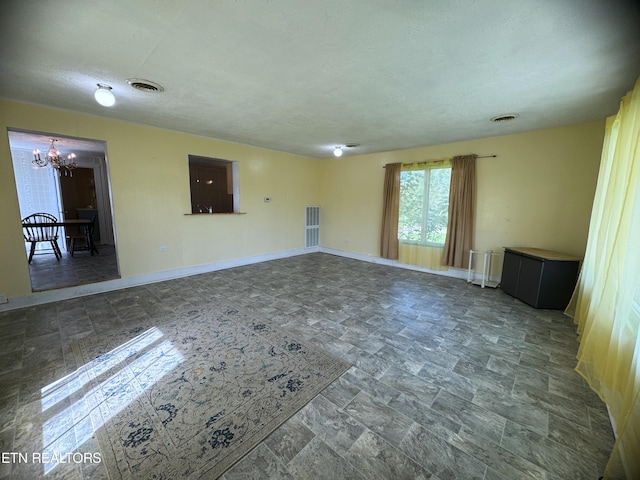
(33, 138), (78, 176)
(333, 143), (359, 157)
(94, 84), (116, 107)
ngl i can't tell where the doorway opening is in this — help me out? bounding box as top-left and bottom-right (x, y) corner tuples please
(7, 129), (120, 291)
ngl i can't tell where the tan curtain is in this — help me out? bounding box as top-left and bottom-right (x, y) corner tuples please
(565, 77), (640, 480)
(442, 154), (477, 268)
(380, 162), (402, 259)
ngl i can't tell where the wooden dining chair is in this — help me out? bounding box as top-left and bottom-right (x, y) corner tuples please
(21, 213), (62, 263)
(66, 214), (97, 257)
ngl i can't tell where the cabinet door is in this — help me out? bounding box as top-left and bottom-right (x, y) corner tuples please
(537, 260), (580, 309)
(517, 256), (544, 307)
(501, 251), (521, 297)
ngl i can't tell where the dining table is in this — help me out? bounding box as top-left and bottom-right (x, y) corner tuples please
(24, 218), (99, 256)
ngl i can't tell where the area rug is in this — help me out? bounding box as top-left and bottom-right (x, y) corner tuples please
(71, 304), (351, 479)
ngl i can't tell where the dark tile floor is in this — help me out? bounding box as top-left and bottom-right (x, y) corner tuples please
(0, 253), (614, 479)
(27, 245), (119, 291)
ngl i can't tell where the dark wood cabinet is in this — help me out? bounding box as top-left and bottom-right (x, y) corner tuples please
(501, 247), (581, 309)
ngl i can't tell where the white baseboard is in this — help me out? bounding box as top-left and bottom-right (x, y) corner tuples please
(0, 248), (309, 313)
(0, 246), (494, 313)
(318, 247), (471, 280)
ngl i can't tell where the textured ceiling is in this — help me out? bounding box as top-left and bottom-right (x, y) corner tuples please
(1, 0), (639, 158)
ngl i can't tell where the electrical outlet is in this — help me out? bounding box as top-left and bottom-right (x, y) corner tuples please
(0, 293), (7, 304)
(159, 246), (168, 252)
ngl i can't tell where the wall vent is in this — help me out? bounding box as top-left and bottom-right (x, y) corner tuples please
(305, 206), (320, 249)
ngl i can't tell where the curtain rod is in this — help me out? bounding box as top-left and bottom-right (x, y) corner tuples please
(383, 155), (497, 168)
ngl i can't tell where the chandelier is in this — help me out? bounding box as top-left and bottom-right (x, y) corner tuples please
(33, 139), (78, 175)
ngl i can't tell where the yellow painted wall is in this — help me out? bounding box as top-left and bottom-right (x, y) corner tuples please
(0, 98), (604, 300)
(0, 100), (320, 298)
(319, 121), (605, 272)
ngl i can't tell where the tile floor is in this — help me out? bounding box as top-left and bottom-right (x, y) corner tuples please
(0, 253), (614, 479)
(27, 245), (119, 292)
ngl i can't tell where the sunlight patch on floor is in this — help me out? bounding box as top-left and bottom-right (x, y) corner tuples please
(39, 327), (184, 475)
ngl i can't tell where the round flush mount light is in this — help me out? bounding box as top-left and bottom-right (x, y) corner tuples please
(333, 146), (343, 157)
(127, 78), (165, 93)
(94, 84), (115, 107)
(490, 113), (519, 123)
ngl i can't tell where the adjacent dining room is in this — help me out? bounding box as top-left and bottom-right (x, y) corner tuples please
(8, 130), (119, 292)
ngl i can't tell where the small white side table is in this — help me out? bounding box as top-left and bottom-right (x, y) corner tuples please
(467, 250), (501, 288)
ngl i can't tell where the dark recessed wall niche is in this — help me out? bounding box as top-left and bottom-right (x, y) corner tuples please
(188, 155), (239, 214)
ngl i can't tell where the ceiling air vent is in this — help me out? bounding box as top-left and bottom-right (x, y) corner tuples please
(127, 78), (165, 93)
(490, 114), (519, 123)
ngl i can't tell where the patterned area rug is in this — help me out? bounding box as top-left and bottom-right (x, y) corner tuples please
(71, 304), (350, 479)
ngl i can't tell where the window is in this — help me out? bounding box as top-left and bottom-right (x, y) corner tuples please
(398, 163), (451, 246)
(188, 155), (239, 213)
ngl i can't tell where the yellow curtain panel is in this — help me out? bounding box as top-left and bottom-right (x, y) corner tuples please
(565, 77), (640, 480)
(398, 243), (448, 271)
